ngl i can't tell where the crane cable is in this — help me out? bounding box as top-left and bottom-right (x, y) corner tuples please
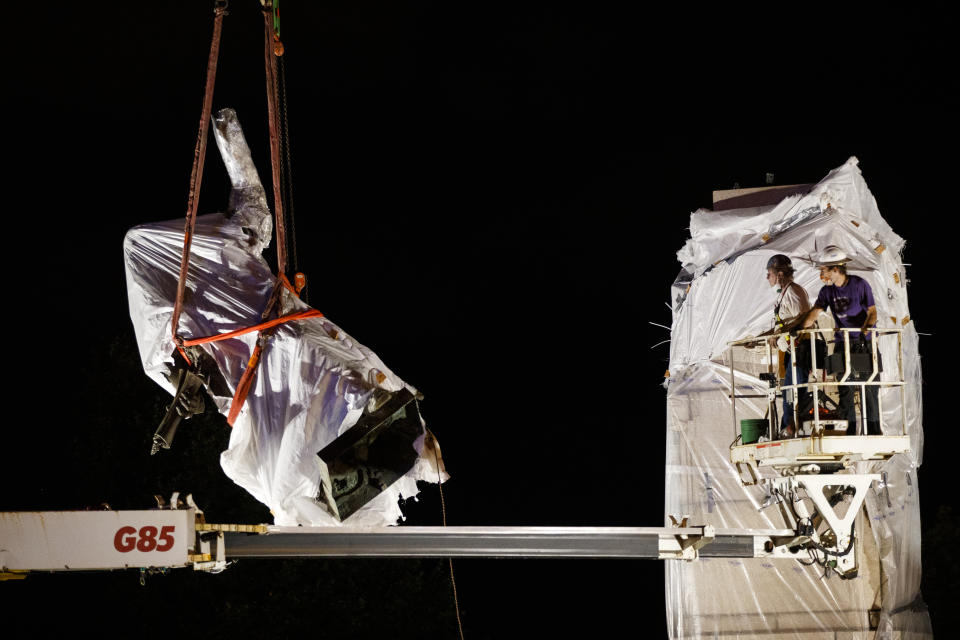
(171, 0), (316, 426)
(261, 3), (288, 282)
(267, 0), (303, 297)
(278, 55), (303, 300)
(171, 0), (228, 365)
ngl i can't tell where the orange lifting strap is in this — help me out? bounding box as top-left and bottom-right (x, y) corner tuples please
(171, 1), (318, 426)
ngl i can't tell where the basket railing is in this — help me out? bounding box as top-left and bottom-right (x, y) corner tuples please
(727, 327), (905, 443)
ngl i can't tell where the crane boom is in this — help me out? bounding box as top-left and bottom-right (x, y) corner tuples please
(1, 503), (806, 577)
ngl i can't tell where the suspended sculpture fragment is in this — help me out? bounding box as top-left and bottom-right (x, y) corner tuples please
(124, 108), (446, 526)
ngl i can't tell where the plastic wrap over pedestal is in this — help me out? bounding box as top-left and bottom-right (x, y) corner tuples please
(124, 108), (446, 526)
(665, 158), (931, 638)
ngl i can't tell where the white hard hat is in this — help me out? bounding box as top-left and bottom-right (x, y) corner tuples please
(815, 245), (848, 267)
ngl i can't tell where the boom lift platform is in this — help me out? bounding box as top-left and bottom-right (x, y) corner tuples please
(725, 327), (911, 577)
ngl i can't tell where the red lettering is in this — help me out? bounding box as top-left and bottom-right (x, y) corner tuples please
(136, 526), (158, 552)
(114, 526), (137, 552)
(156, 525), (176, 552)
(115, 524), (177, 553)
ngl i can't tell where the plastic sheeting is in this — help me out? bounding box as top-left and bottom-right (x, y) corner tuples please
(124, 108), (446, 527)
(665, 158), (931, 638)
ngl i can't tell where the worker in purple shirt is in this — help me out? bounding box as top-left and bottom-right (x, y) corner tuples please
(795, 246), (880, 435)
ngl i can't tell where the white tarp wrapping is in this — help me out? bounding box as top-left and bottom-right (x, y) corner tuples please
(665, 158), (931, 638)
(124, 109), (445, 527)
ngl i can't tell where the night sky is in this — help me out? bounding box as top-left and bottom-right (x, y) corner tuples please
(5, 3), (956, 638)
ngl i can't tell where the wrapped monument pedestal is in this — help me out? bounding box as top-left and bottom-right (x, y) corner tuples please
(666, 159), (931, 638)
(124, 108), (446, 526)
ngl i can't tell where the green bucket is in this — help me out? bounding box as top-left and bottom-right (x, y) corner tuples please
(740, 418), (767, 445)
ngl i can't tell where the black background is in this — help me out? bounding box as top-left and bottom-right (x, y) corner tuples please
(4, 2), (956, 638)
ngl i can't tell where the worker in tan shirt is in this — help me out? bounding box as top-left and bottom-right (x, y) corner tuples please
(763, 254), (811, 435)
